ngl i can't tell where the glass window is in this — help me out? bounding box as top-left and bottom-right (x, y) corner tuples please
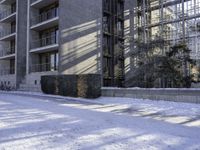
(39, 52), (58, 72)
(10, 59), (15, 74)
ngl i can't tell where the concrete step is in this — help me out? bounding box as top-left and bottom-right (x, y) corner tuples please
(20, 78), (27, 84)
(18, 87), (42, 92)
(21, 80), (26, 84)
(18, 83), (42, 92)
(19, 83), (41, 88)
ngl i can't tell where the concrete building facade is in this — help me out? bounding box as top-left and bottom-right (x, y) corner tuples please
(0, 0), (27, 89)
(0, 0), (134, 91)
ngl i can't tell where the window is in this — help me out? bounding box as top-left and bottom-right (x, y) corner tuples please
(103, 0), (125, 87)
(103, 16), (111, 33)
(39, 26), (59, 47)
(117, 21), (123, 36)
(10, 59), (15, 74)
(10, 40), (15, 54)
(103, 0), (111, 12)
(50, 52), (59, 71)
(117, 1), (124, 17)
(39, 52), (58, 72)
(11, 2), (16, 13)
(39, 3), (59, 22)
(103, 36), (111, 55)
(103, 57), (112, 77)
(11, 21), (16, 33)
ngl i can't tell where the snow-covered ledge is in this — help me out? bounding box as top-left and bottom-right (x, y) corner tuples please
(102, 87), (200, 104)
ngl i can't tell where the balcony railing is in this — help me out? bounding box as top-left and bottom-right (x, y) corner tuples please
(0, 29), (16, 39)
(31, 34), (58, 49)
(0, 8), (16, 21)
(31, 8), (58, 26)
(0, 68), (15, 75)
(30, 0), (38, 4)
(0, 47), (15, 57)
(30, 63), (58, 73)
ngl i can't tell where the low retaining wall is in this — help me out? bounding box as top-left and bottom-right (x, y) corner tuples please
(102, 88), (200, 104)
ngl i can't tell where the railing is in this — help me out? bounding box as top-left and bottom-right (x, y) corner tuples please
(0, 29), (16, 39)
(31, 8), (58, 25)
(0, 68), (15, 75)
(30, 0), (39, 4)
(31, 34), (58, 49)
(0, 47), (15, 57)
(0, 8), (16, 21)
(30, 63), (58, 73)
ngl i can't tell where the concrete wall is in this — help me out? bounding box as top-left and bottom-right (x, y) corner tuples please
(0, 75), (16, 88)
(59, 0), (102, 75)
(16, 0), (27, 88)
(102, 88), (200, 104)
(21, 71), (58, 92)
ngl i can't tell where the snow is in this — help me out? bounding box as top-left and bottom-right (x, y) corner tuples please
(102, 87), (200, 90)
(0, 92), (200, 150)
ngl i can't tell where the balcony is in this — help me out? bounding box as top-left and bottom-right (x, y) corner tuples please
(0, 29), (16, 41)
(30, 63), (58, 73)
(30, 35), (58, 53)
(0, 8), (16, 23)
(0, 0), (15, 5)
(30, 8), (59, 31)
(30, 0), (58, 9)
(0, 67), (15, 75)
(0, 47), (15, 59)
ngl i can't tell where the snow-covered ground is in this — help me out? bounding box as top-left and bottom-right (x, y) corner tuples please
(0, 92), (200, 150)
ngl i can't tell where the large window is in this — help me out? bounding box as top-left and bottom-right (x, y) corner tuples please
(11, 21), (16, 33)
(11, 2), (16, 13)
(103, 16), (111, 33)
(103, 0), (125, 87)
(10, 59), (15, 74)
(103, 0), (111, 12)
(10, 40), (15, 54)
(39, 2), (59, 23)
(39, 26), (59, 47)
(39, 52), (58, 72)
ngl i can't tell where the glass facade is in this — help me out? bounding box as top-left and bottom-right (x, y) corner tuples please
(130, 0), (200, 88)
(103, 0), (125, 87)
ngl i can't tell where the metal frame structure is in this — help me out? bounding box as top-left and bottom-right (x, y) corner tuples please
(135, 0), (200, 60)
(125, 0), (200, 88)
(102, 0), (125, 87)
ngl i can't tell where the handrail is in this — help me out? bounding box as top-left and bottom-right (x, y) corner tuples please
(31, 34), (58, 49)
(0, 8), (16, 20)
(31, 7), (58, 25)
(0, 47), (15, 57)
(30, 63), (58, 73)
(0, 68), (15, 75)
(0, 29), (16, 38)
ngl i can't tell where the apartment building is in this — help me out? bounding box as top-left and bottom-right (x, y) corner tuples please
(0, 0), (134, 91)
(25, 0), (59, 91)
(0, 0), (27, 89)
